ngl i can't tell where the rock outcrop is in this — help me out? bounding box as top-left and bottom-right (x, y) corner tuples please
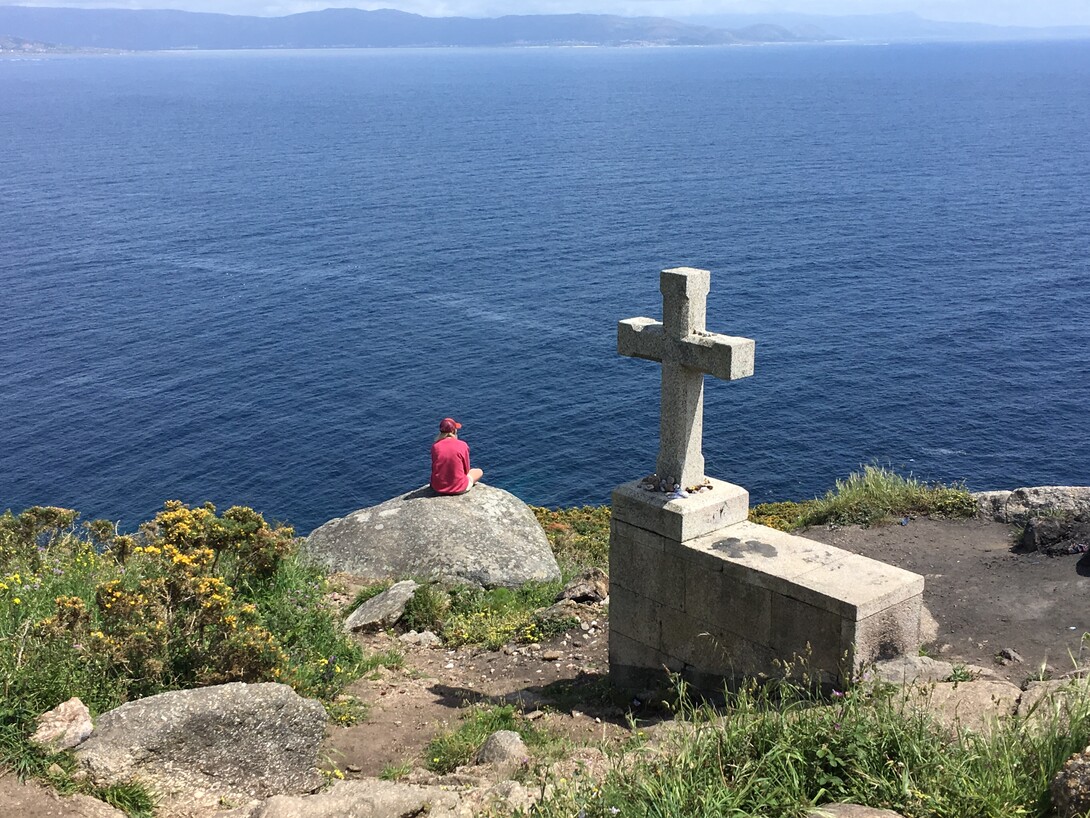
(974, 486), (1090, 524)
(76, 683), (327, 814)
(305, 485), (560, 588)
(1052, 745), (1090, 818)
(231, 779), (470, 818)
(1020, 515), (1090, 556)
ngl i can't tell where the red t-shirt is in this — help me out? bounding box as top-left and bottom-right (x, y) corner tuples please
(430, 436), (471, 494)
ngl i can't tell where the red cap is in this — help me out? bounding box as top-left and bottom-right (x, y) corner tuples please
(439, 417), (462, 433)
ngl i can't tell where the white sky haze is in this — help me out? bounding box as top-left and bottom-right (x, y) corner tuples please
(7, 0), (1090, 27)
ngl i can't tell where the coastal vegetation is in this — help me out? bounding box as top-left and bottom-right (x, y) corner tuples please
(2, 468), (1082, 818)
(0, 501), (392, 810)
(750, 464), (978, 531)
(526, 673), (1090, 818)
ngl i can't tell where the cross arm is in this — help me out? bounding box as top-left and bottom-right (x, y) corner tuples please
(617, 317), (666, 362)
(677, 332), (755, 382)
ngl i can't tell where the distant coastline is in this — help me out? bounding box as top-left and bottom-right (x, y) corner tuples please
(2, 5), (1088, 53)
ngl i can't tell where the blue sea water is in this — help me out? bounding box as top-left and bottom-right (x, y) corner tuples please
(1, 41), (1088, 534)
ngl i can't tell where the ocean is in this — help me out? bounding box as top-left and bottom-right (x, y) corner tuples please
(1, 41), (1088, 534)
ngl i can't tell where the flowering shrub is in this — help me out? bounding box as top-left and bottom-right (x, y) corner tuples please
(0, 502), (369, 720)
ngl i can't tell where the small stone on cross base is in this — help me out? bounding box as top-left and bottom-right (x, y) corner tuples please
(618, 267), (755, 489)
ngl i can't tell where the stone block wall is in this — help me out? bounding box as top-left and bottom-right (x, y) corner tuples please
(609, 483), (925, 691)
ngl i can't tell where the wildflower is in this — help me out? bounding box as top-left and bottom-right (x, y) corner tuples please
(610, 809), (621, 815)
(12, 597), (21, 605)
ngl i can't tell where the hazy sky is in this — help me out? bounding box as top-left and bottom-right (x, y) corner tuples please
(10, 0), (1090, 27)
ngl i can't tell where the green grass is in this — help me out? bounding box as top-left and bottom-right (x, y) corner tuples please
(424, 703), (563, 775)
(750, 465), (978, 531)
(402, 581), (574, 650)
(529, 676), (1090, 818)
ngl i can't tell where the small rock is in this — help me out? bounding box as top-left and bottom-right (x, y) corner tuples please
(556, 568), (609, 604)
(524, 710), (544, 720)
(475, 730), (529, 766)
(399, 629), (442, 647)
(343, 580), (419, 632)
(807, 805), (906, 818)
(998, 648), (1024, 664)
(30, 697), (93, 751)
(541, 650), (563, 661)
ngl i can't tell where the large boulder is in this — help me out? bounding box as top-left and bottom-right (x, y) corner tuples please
(305, 485), (560, 588)
(234, 779), (470, 818)
(76, 683), (327, 814)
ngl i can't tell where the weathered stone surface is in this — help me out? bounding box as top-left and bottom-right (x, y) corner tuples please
(305, 485), (560, 588)
(556, 568), (609, 603)
(1052, 745), (1090, 818)
(76, 683), (326, 812)
(344, 580), (419, 632)
(1020, 515), (1090, 556)
(30, 696), (93, 751)
(238, 779), (470, 818)
(1017, 678), (1090, 730)
(914, 679), (1021, 734)
(399, 629), (442, 647)
(974, 486), (1090, 523)
(475, 730), (529, 766)
(872, 655), (956, 685)
(807, 805), (905, 818)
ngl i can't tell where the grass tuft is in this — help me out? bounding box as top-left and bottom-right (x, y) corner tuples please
(751, 464), (977, 530)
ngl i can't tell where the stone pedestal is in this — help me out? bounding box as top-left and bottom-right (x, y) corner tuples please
(609, 480), (925, 691)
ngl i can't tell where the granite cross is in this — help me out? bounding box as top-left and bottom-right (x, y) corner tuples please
(618, 267), (755, 490)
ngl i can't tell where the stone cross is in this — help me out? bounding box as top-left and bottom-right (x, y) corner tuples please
(618, 267), (755, 489)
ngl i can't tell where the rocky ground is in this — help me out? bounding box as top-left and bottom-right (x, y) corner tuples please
(3, 515), (1089, 817)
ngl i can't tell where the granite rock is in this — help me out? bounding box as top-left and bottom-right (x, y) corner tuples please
(305, 485), (560, 588)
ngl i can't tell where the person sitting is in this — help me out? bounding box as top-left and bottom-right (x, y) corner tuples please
(430, 417), (484, 495)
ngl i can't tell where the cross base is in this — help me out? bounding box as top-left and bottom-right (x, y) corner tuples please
(611, 477), (749, 543)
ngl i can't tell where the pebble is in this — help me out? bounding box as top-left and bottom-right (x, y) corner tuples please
(444, 661), (455, 669)
(542, 650), (563, 661)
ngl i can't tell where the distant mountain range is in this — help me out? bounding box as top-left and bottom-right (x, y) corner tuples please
(683, 11), (1090, 43)
(2, 6), (1087, 53)
(0, 6), (830, 51)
